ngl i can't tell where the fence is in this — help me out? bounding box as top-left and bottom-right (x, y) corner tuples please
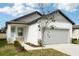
(0, 32), (6, 39)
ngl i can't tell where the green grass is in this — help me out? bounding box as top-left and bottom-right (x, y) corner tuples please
(0, 39), (69, 56)
(72, 39), (79, 44)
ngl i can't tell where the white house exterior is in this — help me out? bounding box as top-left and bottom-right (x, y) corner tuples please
(6, 10), (75, 45)
(72, 25), (79, 39)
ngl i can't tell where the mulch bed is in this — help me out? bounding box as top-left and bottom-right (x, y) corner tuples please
(26, 42), (41, 47)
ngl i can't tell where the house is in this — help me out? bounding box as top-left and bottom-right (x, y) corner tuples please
(72, 25), (79, 40)
(0, 31), (6, 39)
(6, 10), (75, 45)
(0, 27), (6, 39)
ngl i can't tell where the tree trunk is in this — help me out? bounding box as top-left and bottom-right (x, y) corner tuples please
(41, 27), (46, 46)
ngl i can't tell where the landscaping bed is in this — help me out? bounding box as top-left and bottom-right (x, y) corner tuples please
(26, 42), (40, 47)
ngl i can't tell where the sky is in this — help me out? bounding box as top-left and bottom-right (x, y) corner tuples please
(0, 3), (79, 29)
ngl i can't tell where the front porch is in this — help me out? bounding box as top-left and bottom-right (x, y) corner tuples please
(6, 23), (28, 44)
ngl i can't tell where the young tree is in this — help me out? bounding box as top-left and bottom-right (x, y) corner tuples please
(37, 3), (57, 46)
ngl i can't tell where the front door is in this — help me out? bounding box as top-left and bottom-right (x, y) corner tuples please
(17, 27), (23, 36)
(17, 27), (24, 41)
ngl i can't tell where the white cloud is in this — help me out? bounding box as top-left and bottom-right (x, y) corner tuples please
(54, 3), (79, 12)
(0, 3), (51, 17)
(0, 3), (36, 17)
(27, 3), (51, 8)
(26, 3), (51, 14)
(0, 3), (51, 16)
(1, 3), (78, 17)
(0, 3), (50, 16)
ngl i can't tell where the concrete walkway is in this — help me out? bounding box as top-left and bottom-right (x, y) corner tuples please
(45, 44), (79, 56)
(19, 40), (79, 56)
(19, 41), (46, 50)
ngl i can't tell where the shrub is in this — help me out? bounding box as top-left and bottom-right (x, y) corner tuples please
(72, 39), (79, 44)
(72, 39), (77, 44)
(38, 39), (43, 47)
(14, 41), (26, 52)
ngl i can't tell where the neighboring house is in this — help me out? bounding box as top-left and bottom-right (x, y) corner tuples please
(72, 25), (79, 39)
(0, 32), (6, 39)
(6, 10), (75, 45)
(0, 28), (6, 39)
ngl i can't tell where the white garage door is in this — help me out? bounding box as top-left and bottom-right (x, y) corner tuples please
(43, 29), (69, 45)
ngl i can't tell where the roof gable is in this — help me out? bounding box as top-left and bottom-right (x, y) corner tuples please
(58, 10), (75, 25)
(46, 10), (75, 25)
(11, 11), (42, 21)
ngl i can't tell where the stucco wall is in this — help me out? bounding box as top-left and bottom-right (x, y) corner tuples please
(23, 26), (29, 43)
(26, 23), (39, 45)
(6, 24), (12, 43)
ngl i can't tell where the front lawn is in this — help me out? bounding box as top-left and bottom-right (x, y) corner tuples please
(0, 39), (69, 56)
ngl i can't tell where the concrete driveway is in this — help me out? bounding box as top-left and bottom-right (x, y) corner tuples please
(45, 44), (79, 56)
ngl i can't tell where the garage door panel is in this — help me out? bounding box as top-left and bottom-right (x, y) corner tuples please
(43, 29), (69, 45)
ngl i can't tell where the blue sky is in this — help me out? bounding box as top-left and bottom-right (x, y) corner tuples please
(0, 3), (79, 29)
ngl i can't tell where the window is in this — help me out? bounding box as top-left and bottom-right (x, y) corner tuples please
(11, 26), (16, 37)
(18, 27), (23, 36)
(11, 26), (15, 33)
